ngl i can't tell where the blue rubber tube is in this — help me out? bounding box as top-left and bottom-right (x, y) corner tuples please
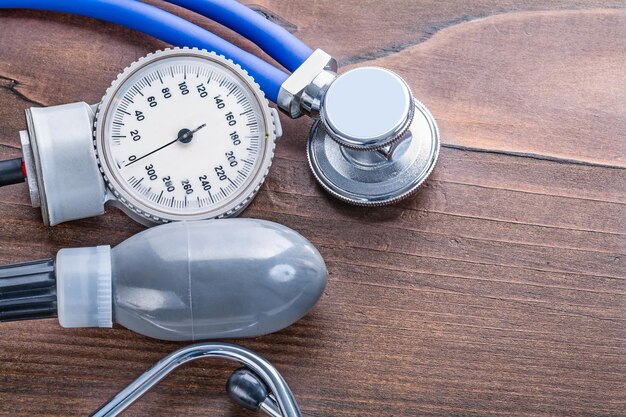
(0, 0), (287, 101)
(165, 0), (313, 72)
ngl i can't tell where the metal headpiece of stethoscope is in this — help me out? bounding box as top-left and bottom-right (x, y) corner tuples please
(91, 343), (301, 417)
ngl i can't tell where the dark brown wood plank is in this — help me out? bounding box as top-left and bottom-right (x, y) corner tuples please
(0, 2), (624, 417)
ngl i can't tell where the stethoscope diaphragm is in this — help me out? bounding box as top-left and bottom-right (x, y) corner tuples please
(307, 67), (440, 206)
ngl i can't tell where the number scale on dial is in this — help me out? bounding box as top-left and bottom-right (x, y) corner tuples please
(103, 58), (266, 214)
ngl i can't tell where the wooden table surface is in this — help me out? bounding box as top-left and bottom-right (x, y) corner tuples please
(0, 1), (624, 416)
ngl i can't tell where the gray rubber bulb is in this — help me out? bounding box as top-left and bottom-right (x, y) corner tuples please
(51, 219), (327, 341)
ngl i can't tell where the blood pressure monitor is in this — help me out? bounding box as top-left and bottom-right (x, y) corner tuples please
(20, 48), (281, 226)
(6, 0), (439, 228)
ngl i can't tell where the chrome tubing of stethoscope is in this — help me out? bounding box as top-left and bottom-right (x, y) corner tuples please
(90, 342), (301, 417)
(260, 396), (283, 417)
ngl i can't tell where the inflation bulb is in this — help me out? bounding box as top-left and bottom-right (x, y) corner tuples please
(0, 219), (327, 341)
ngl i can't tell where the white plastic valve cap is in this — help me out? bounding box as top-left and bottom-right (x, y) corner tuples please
(56, 245), (112, 328)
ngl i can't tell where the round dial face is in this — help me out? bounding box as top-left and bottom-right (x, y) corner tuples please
(95, 49), (276, 222)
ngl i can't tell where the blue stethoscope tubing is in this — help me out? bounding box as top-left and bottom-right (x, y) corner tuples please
(165, 0), (313, 73)
(0, 0), (314, 102)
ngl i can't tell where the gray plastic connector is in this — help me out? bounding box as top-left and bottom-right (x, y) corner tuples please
(22, 102), (106, 226)
(56, 245), (112, 328)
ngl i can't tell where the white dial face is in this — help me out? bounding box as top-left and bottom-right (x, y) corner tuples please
(98, 52), (272, 219)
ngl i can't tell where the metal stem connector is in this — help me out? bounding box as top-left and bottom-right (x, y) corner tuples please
(277, 49), (337, 119)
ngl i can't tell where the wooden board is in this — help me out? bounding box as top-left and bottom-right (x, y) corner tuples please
(0, 1), (624, 416)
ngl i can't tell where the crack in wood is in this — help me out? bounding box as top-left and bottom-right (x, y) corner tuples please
(339, 12), (503, 65)
(0, 75), (44, 107)
(0, 143), (21, 152)
(338, 5), (626, 66)
(442, 143), (626, 171)
(249, 4), (297, 33)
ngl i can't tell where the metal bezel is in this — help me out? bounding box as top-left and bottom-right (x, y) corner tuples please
(94, 48), (277, 223)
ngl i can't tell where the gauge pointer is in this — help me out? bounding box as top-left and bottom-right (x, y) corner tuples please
(125, 123), (207, 167)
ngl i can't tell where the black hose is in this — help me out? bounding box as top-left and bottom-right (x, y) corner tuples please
(0, 258), (57, 322)
(0, 157), (26, 187)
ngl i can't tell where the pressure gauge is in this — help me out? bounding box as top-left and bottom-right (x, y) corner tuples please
(18, 48), (281, 226)
(95, 48), (280, 223)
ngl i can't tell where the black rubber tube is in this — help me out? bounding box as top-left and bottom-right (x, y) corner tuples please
(0, 258), (57, 322)
(0, 157), (25, 187)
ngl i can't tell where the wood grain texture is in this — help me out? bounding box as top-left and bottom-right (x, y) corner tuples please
(0, 1), (624, 416)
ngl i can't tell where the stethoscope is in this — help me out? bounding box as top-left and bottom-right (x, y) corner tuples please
(92, 342), (302, 417)
(0, 3), (424, 415)
(0, 0), (440, 226)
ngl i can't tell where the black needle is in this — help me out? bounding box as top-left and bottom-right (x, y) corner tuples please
(125, 137), (179, 167)
(125, 123), (207, 167)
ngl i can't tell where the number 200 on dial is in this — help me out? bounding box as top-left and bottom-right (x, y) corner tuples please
(94, 48), (279, 223)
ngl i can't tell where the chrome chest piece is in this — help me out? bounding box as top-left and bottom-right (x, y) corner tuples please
(278, 51), (440, 206)
(309, 67), (439, 205)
